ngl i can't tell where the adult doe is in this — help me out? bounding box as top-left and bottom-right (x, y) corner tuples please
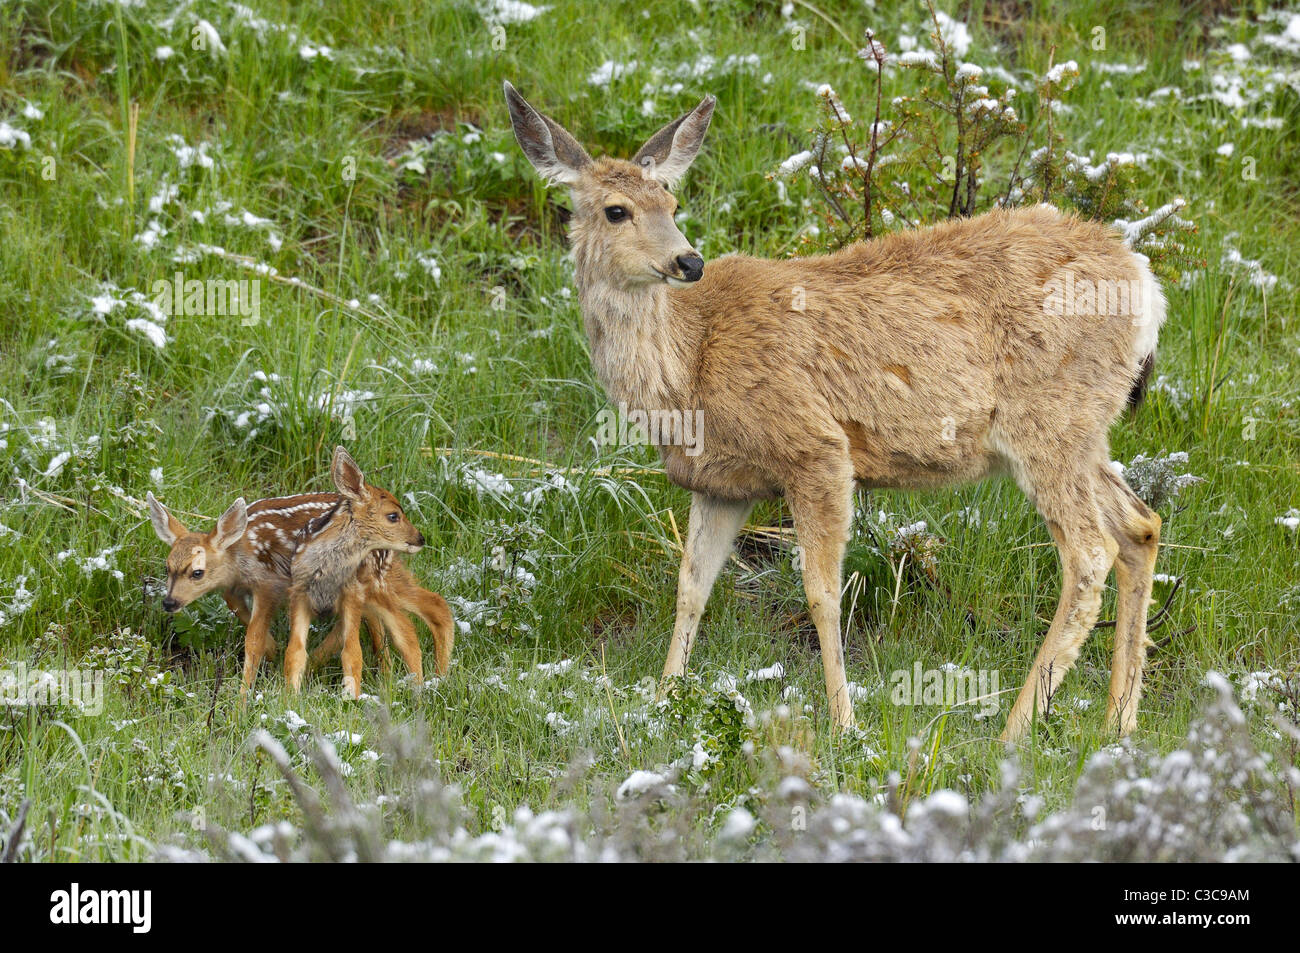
(505, 83), (1167, 741)
(284, 447), (428, 699)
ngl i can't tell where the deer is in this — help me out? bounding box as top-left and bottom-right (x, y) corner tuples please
(283, 447), (430, 699)
(505, 82), (1168, 743)
(147, 489), (453, 697)
(307, 552), (455, 684)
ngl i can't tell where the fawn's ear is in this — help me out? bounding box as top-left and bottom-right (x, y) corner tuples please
(504, 81), (593, 185)
(147, 491), (186, 545)
(213, 498), (248, 550)
(331, 446), (366, 501)
(632, 95), (715, 188)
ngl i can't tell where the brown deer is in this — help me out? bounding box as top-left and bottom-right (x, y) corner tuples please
(283, 447), (429, 699)
(147, 490), (453, 696)
(308, 551), (455, 683)
(505, 83), (1167, 742)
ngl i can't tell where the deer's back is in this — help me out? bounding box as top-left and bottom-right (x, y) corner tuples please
(669, 206), (1149, 493)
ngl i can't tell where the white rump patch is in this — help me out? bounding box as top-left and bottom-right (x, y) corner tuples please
(1130, 253), (1166, 367)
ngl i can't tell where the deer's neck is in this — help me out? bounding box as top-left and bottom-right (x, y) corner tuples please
(573, 262), (701, 413)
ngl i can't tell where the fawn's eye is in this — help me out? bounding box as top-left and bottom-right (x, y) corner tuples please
(604, 206), (628, 223)
(191, 569), (204, 580)
(387, 512), (399, 523)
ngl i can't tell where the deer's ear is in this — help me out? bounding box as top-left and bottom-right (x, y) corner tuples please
(147, 491), (186, 545)
(213, 498), (248, 551)
(632, 95), (715, 188)
(331, 446), (366, 501)
(504, 81), (593, 185)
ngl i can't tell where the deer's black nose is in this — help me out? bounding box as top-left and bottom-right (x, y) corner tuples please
(676, 254), (704, 282)
(162, 597), (179, 613)
(414, 532), (426, 548)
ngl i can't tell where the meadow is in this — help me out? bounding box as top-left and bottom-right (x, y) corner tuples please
(0, 0), (1297, 861)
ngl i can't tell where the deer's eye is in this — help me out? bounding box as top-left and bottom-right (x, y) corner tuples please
(387, 512), (399, 523)
(191, 569), (204, 580)
(604, 206), (628, 223)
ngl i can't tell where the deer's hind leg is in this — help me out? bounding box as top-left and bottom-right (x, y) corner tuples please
(1096, 461), (1161, 735)
(1002, 458), (1118, 743)
(786, 466), (855, 730)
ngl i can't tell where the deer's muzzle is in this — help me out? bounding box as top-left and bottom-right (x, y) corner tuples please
(675, 253), (704, 282)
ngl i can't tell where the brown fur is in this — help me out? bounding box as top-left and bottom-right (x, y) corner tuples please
(506, 83), (1168, 741)
(148, 488), (453, 698)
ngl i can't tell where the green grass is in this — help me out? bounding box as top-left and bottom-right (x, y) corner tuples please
(0, 0), (1297, 860)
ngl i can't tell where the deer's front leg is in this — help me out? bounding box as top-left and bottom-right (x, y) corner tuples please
(240, 593), (276, 702)
(660, 493), (753, 690)
(284, 591), (313, 693)
(338, 586), (365, 699)
(222, 590), (253, 625)
(411, 587), (454, 678)
(228, 592), (279, 661)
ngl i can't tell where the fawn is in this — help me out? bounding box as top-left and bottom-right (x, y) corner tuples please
(283, 447), (429, 699)
(506, 83), (1167, 742)
(147, 489), (453, 696)
(307, 550), (454, 684)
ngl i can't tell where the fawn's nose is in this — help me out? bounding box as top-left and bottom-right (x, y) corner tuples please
(413, 532), (426, 549)
(676, 253), (704, 282)
(162, 597), (179, 613)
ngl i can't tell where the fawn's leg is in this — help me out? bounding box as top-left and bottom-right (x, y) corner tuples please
(284, 591), (313, 693)
(411, 589), (455, 677)
(222, 590), (277, 659)
(222, 590), (252, 625)
(374, 604), (422, 682)
(661, 493), (752, 687)
(338, 588), (366, 699)
(308, 614), (382, 672)
(363, 609), (391, 675)
(240, 593), (276, 700)
(1097, 463), (1162, 735)
(308, 621), (342, 669)
(787, 476), (855, 729)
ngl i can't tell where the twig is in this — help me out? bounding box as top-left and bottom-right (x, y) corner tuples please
(1201, 276), (1237, 438)
(425, 446), (660, 478)
(13, 480), (79, 512)
(206, 655), (226, 733)
(1151, 624), (1195, 651)
(194, 246), (390, 324)
(861, 29), (887, 237)
(1094, 576), (1182, 630)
